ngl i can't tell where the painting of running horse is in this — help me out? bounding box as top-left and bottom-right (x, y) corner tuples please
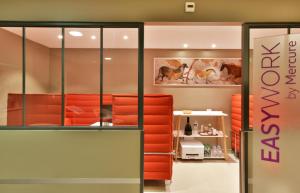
(154, 58), (242, 86)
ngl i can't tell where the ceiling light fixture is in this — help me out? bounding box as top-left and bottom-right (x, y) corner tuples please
(211, 44), (217, 48)
(69, 31), (83, 37)
(123, 35), (129, 40)
(183, 43), (189, 48)
(91, 35), (96, 40)
(58, 35), (63, 39)
(105, 57), (112, 61)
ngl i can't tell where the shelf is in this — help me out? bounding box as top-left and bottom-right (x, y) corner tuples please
(173, 131), (228, 138)
(173, 110), (228, 161)
(204, 156), (225, 159)
(176, 155), (225, 160)
(173, 110), (228, 117)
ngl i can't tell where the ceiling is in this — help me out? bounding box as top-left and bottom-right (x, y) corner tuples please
(2, 25), (298, 49)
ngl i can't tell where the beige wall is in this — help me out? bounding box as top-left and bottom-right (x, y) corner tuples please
(0, 0), (300, 22)
(50, 49), (100, 93)
(0, 28), (51, 125)
(50, 49), (139, 94)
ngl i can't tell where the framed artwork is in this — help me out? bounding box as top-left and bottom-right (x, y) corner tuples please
(154, 58), (242, 86)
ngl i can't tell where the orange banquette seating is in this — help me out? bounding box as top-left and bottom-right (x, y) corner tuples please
(7, 93), (173, 181)
(112, 94), (173, 180)
(231, 94), (254, 154)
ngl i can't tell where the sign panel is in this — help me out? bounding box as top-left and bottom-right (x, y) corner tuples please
(253, 34), (300, 193)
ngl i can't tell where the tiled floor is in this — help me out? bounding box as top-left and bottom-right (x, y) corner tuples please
(144, 155), (239, 193)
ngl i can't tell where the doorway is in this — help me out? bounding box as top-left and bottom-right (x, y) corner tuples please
(143, 22), (242, 193)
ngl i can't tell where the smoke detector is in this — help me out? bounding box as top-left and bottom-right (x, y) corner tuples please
(185, 2), (196, 13)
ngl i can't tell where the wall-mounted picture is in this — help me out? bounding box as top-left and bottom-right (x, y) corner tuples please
(154, 58), (242, 86)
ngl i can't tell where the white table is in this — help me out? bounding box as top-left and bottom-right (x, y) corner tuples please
(90, 122), (113, 127)
(173, 110), (228, 160)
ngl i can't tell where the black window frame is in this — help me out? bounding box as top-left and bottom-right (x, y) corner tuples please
(0, 21), (144, 131)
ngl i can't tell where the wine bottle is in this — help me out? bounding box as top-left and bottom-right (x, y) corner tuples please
(184, 117), (193, 136)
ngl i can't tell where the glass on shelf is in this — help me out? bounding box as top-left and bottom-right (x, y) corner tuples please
(217, 145), (224, 157)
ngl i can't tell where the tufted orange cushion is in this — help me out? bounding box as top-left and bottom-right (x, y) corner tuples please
(231, 94), (254, 154)
(112, 94), (173, 180)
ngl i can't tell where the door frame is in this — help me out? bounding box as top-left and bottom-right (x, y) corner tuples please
(241, 22), (300, 193)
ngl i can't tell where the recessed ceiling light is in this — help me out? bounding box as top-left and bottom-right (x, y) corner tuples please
(183, 43), (189, 48)
(105, 57), (112, 61)
(91, 35), (96, 40)
(69, 31), (83, 37)
(211, 44), (217, 48)
(58, 35), (63, 39)
(123, 35), (129, 40)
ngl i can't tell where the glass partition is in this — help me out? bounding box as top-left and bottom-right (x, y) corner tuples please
(64, 28), (101, 126)
(103, 28), (138, 94)
(103, 28), (139, 127)
(0, 27), (23, 126)
(246, 28), (288, 193)
(25, 27), (62, 126)
(243, 24), (300, 193)
(0, 24), (143, 129)
(0, 22), (143, 193)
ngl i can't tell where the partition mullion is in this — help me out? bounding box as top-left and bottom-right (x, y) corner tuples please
(138, 25), (144, 130)
(138, 25), (144, 193)
(100, 27), (103, 127)
(22, 27), (26, 127)
(241, 23), (250, 193)
(61, 27), (65, 126)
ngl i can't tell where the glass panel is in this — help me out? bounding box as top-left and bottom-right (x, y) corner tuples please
(249, 28), (287, 99)
(65, 28), (101, 126)
(25, 27), (62, 126)
(0, 27), (22, 126)
(291, 28), (300, 34)
(103, 28), (138, 127)
(249, 28), (300, 193)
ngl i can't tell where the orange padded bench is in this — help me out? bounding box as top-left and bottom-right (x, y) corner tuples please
(231, 94), (253, 154)
(112, 94), (173, 181)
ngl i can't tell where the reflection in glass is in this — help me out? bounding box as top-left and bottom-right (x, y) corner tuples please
(0, 27), (22, 126)
(65, 28), (101, 126)
(103, 28), (139, 127)
(25, 27), (62, 126)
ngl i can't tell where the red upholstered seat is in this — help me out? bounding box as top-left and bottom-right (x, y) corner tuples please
(231, 94), (253, 154)
(112, 94), (173, 180)
(144, 154), (173, 180)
